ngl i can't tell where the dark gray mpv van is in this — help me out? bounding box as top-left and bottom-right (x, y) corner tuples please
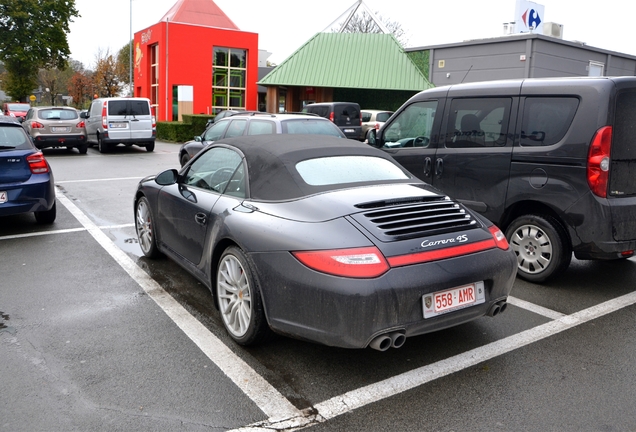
(369, 77), (636, 282)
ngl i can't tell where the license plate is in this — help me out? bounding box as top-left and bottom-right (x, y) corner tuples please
(422, 281), (485, 318)
(344, 129), (355, 133)
(51, 127), (70, 133)
(109, 122), (128, 129)
(0, 191), (7, 203)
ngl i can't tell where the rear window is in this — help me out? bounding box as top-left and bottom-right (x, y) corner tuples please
(38, 109), (78, 120)
(376, 112), (393, 122)
(282, 119), (343, 137)
(7, 104), (30, 112)
(296, 156), (409, 186)
(334, 104), (360, 121)
(613, 91), (636, 160)
(108, 100), (150, 116)
(0, 126), (31, 150)
(519, 97), (579, 147)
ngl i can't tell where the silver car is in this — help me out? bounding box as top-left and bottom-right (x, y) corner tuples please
(22, 106), (88, 154)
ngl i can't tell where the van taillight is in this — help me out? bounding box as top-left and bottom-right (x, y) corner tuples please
(101, 101), (108, 129)
(587, 126), (612, 198)
(152, 115), (156, 128)
(329, 112), (334, 122)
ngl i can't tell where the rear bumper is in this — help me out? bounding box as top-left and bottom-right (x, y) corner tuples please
(0, 175), (55, 217)
(250, 246), (516, 349)
(34, 135), (86, 148)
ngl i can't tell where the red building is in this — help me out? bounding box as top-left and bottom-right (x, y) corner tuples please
(133, 0), (258, 122)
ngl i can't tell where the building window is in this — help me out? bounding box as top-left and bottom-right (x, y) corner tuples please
(212, 47), (246, 114)
(588, 61), (604, 77)
(150, 44), (159, 113)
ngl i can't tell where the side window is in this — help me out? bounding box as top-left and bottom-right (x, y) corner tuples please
(203, 121), (229, 141)
(184, 147), (242, 193)
(445, 98), (511, 148)
(90, 102), (101, 116)
(224, 163), (246, 198)
(247, 120), (276, 135)
(383, 101), (438, 148)
(225, 119), (247, 138)
(520, 97), (579, 147)
(361, 112), (372, 122)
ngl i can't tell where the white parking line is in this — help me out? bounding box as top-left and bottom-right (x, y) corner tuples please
(0, 224), (134, 242)
(55, 191), (305, 424)
(507, 296), (566, 319)
(56, 177), (143, 184)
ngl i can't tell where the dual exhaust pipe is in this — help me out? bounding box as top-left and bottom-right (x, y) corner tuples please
(369, 300), (508, 351)
(369, 331), (406, 351)
(487, 300), (508, 317)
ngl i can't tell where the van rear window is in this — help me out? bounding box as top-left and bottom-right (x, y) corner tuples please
(108, 100), (150, 116)
(613, 91), (636, 160)
(520, 97), (579, 147)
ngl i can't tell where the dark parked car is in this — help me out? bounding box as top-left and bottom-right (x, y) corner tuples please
(178, 112), (346, 167)
(303, 102), (362, 140)
(369, 76), (636, 283)
(23, 106), (88, 154)
(135, 134), (516, 350)
(0, 115), (56, 223)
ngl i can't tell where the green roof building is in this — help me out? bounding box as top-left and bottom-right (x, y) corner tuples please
(258, 32), (433, 113)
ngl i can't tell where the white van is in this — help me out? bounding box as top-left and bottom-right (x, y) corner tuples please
(83, 97), (156, 153)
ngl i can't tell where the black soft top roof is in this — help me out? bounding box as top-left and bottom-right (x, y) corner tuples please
(214, 134), (415, 201)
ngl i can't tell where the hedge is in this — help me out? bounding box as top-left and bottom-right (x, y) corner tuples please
(156, 114), (214, 143)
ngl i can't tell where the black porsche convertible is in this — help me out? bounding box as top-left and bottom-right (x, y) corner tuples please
(134, 134), (516, 350)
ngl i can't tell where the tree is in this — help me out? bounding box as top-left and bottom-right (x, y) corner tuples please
(0, 0), (80, 101)
(38, 64), (75, 106)
(339, 10), (409, 47)
(117, 42), (133, 95)
(93, 49), (122, 98)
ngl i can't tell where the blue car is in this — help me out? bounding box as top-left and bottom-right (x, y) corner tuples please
(0, 115), (56, 223)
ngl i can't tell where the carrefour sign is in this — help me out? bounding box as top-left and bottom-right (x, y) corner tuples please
(513, 0), (545, 34)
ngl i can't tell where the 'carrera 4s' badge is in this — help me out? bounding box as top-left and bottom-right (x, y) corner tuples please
(421, 234), (468, 249)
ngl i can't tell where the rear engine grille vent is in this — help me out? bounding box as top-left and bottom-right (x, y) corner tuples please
(353, 195), (477, 241)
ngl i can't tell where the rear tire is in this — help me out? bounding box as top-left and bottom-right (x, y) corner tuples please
(505, 214), (571, 283)
(146, 141), (155, 152)
(98, 135), (109, 153)
(34, 201), (56, 224)
(216, 246), (270, 345)
(78, 143), (88, 154)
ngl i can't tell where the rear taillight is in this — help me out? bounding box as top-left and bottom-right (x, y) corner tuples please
(31, 121), (44, 129)
(76, 121), (85, 128)
(489, 226), (509, 250)
(152, 115), (156, 128)
(26, 152), (50, 174)
(587, 126), (612, 198)
(374, 122), (380, 130)
(102, 101), (108, 128)
(292, 247), (390, 278)
(329, 111), (334, 123)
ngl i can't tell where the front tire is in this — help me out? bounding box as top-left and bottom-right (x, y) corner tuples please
(505, 214), (571, 283)
(216, 246), (270, 345)
(180, 152), (190, 167)
(135, 197), (161, 258)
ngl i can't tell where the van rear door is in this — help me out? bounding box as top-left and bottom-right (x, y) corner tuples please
(106, 100), (132, 141)
(128, 99), (153, 140)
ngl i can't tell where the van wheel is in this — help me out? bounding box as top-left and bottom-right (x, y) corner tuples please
(98, 135), (109, 153)
(146, 141), (155, 152)
(505, 214), (572, 283)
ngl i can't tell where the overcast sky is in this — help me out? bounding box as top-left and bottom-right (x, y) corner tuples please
(68, 0), (636, 69)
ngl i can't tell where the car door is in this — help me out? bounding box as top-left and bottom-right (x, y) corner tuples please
(378, 99), (443, 183)
(128, 99), (153, 140)
(157, 146), (243, 265)
(432, 97), (517, 223)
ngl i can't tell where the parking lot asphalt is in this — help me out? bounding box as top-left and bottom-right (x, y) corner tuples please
(2, 142), (636, 431)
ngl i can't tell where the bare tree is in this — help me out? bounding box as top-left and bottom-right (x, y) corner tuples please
(339, 10), (409, 47)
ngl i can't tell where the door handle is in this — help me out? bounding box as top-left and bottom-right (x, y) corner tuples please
(423, 157), (432, 178)
(195, 213), (207, 226)
(435, 158), (444, 179)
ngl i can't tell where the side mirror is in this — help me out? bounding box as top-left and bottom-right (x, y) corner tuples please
(155, 169), (179, 186)
(79, 111), (89, 119)
(367, 129), (377, 146)
(194, 136), (202, 142)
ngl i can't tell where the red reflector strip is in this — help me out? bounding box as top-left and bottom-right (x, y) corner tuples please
(387, 239), (496, 267)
